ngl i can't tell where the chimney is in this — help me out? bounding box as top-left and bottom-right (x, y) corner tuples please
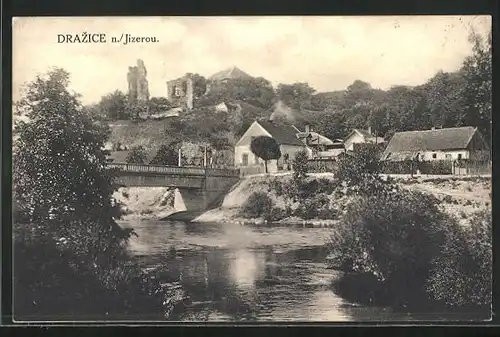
(305, 125), (310, 134)
(367, 126), (372, 135)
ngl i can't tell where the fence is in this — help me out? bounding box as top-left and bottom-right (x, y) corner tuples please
(306, 158), (338, 173)
(380, 159), (491, 176)
(107, 163), (240, 177)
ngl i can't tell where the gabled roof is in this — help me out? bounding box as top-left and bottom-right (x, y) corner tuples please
(257, 120), (305, 146)
(382, 126), (478, 158)
(209, 66), (253, 81)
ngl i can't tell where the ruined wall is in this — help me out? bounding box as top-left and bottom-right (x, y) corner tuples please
(127, 59), (150, 102)
(166, 75), (194, 110)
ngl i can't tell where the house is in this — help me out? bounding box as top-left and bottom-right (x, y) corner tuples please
(294, 125), (345, 158)
(380, 126), (490, 162)
(344, 127), (384, 152)
(234, 120), (308, 173)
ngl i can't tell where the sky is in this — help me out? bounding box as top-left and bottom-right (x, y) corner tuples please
(12, 15), (491, 105)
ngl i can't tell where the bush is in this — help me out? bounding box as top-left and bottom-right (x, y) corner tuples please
(13, 223), (173, 320)
(427, 210), (492, 309)
(295, 193), (331, 220)
(240, 192), (273, 219)
(126, 145), (148, 164)
(150, 144), (178, 166)
(329, 189), (454, 309)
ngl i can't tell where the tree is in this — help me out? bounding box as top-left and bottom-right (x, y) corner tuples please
(98, 90), (128, 120)
(185, 73), (208, 98)
(149, 144), (178, 166)
(460, 31), (492, 144)
(126, 145), (148, 164)
(276, 83), (316, 110)
(250, 136), (281, 173)
(203, 77), (277, 110)
(292, 150), (309, 182)
(148, 97), (172, 115)
(13, 68), (124, 230)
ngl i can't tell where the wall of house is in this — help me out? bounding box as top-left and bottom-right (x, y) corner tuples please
(420, 150), (470, 161)
(234, 143), (305, 173)
(278, 144), (308, 169)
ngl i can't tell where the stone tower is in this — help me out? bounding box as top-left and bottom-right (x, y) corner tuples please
(127, 59), (150, 102)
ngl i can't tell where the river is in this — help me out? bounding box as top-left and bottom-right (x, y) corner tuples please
(120, 220), (479, 322)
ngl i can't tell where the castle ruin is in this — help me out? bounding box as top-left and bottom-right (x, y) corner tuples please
(166, 75), (194, 111)
(127, 59), (150, 102)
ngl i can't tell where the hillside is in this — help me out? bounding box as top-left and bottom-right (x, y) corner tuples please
(107, 99), (272, 163)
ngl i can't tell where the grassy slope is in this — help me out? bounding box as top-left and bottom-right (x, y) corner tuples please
(109, 120), (175, 155)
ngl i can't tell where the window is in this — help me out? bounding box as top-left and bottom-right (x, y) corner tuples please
(242, 154), (248, 166)
(174, 86), (181, 97)
(432, 153), (437, 159)
(458, 154), (462, 160)
(254, 154), (259, 165)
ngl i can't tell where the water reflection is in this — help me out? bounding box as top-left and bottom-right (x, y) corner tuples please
(121, 220), (465, 322)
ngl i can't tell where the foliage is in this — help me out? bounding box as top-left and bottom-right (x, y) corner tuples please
(240, 192), (274, 220)
(203, 77), (277, 110)
(250, 136), (282, 173)
(329, 189), (455, 308)
(12, 68), (179, 319)
(276, 83), (316, 110)
(126, 145), (148, 164)
(13, 68), (123, 227)
(148, 97), (172, 115)
(150, 143), (178, 166)
(460, 31), (492, 144)
(97, 90), (129, 121)
(186, 73), (208, 98)
(295, 193), (332, 220)
(427, 209), (492, 309)
(333, 145), (388, 196)
(292, 150), (309, 182)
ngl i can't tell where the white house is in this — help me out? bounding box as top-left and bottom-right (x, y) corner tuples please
(344, 127), (384, 152)
(234, 120), (309, 174)
(381, 126), (490, 162)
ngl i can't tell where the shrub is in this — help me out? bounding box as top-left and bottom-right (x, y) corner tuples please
(295, 193), (331, 220)
(267, 207), (287, 222)
(329, 189), (453, 309)
(150, 144), (179, 166)
(292, 150), (309, 182)
(126, 145), (148, 164)
(427, 210), (492, 309)
(443, 195), (453, 203)
(240, 192), (273, 219)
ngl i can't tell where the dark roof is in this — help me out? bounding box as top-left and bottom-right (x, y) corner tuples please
(209, 66), (253, 81)
(257, 120), (305, 146)
(382, 126), (478, 157)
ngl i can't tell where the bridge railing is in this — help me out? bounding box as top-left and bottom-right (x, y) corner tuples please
(108, 162), (240, 177)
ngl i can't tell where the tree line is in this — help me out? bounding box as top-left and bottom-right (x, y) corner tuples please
(90, 31), (491, 148)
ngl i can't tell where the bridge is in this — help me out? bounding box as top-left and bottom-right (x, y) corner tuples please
(108, 163), (240, 219)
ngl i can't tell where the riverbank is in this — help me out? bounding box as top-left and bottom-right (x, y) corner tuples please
(192, 173), (491, 226)
(114, 173), (491, 225)
(113, 187), (176, 221)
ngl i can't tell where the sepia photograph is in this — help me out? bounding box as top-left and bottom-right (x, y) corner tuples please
(12, 16), (492, 322)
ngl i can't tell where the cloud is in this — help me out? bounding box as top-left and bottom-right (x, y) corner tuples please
(12, 15), (491, 104)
